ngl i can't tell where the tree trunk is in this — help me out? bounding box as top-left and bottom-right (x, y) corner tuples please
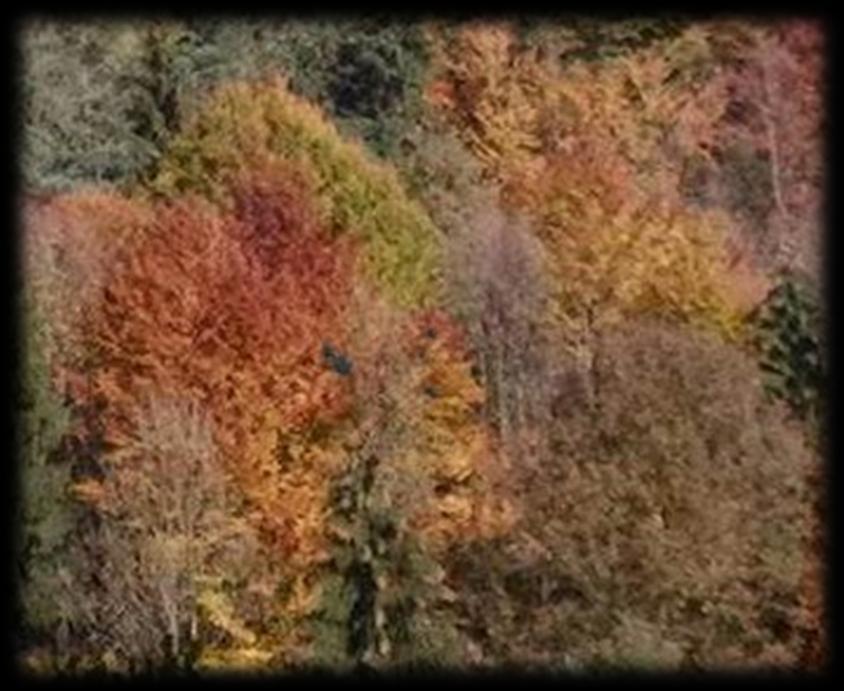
(583, 306), (600, 414)
(493, 334), (511, 452)
(759, 34), (790, 223)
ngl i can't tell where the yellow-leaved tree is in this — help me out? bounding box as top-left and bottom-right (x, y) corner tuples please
(149, 76), (443, 308)
(427, 21), (751, 386)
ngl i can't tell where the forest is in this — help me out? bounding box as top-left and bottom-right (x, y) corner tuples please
(16, 15), (826, 675)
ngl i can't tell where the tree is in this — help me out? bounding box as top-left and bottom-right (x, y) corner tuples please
(444, 195), (555, 464)
(311, 287), (514, 669)
(16, 299), (77, 663)
(502, 140), (744, 410)
(321, 21), (430, 158)
(119, 21), (233, 151)
(707, 20), (824, 275)
(78, 164), (355, 575)
(426, 20), (750, 361)
(149, 77), (443, 308)
(59, 396), (265, 672)
(21, 20), (165, 191)
(19, 190), (149, 671)
(425, 21), (557, 182)
(426, 21), (728, 200)
(447, 319), (816, 669)
(751, 270), (825, 421)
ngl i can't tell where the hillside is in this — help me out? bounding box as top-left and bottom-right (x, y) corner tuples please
(17, 16), (825, 675)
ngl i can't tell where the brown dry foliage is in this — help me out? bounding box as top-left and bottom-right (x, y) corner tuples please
(447, 319), (817, 669)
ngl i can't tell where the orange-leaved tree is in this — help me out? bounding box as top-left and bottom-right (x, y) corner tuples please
(514, 144), (741, 334)
(427, 22), (730, 200)
(424, 21), (561, 183)
(81, 160), (357, 576)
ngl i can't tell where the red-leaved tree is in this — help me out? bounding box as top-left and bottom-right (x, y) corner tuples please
(80, 160), (357, 565)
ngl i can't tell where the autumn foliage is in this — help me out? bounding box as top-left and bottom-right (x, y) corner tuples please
(18, 17), (823, 674)
(427, 22), (749, 343)
(25, 152), (505, 669)
(22, 190), (152, 388)
(67, 164), (353, 567)
(150, 77), (443, 308)
(341, 293), (515, 554)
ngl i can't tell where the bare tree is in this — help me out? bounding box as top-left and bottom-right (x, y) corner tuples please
(445, 193), (555, 466)
(59, 396), (260, 671)
(712, 20), (824, 276)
